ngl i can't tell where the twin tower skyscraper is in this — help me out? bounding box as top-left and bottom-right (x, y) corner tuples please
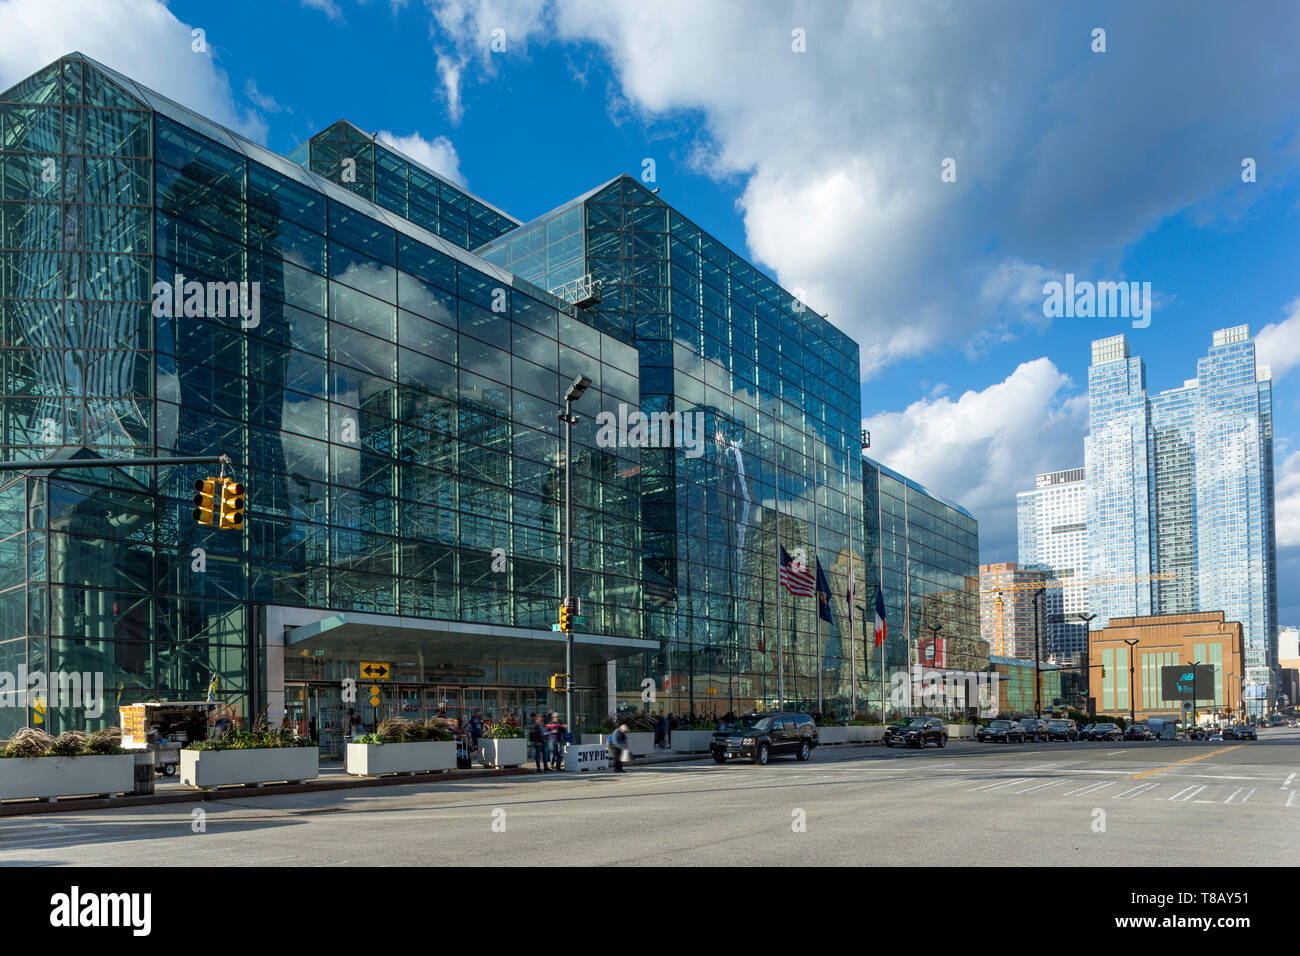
(1019, 327), (1278, 709)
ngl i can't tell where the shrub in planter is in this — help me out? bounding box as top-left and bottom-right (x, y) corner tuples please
(1, 727), (126, 759)
(486, 720), (524, 739)
(814, 714), (845, 727)
(600, 712), (656, 733)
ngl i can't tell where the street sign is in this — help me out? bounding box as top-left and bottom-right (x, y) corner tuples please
(369, 684), (381, 707)
(360, 661), (390, 680)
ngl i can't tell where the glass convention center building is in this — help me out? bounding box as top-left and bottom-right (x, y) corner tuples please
(0, 54), (978, 751)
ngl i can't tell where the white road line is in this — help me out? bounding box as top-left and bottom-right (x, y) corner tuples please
(1282, 773), (1295, 789)
(1114, 783), (1160, 800)
(1169, 785), (1207, 802)
(1225, 787), (1255, 804)
(970, 777), (1031, 792)
(1287, 790), (1299, 807)
(1016, 779), (1074, 794)
(1065, 781), (1115, 796)
(1108, 751), (1124, 756)
(1024, 763), (1061, 771)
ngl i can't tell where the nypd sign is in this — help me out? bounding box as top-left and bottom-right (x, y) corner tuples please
(563, 744), (609, 772)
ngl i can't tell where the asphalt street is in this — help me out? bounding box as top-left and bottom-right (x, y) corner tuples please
(1, 727), (1296, 866)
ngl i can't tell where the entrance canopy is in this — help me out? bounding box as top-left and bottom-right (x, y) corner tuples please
(281, 611), (657, 671)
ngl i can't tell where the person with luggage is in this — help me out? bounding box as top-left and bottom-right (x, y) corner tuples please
(608, 723), (630, 773)
(530, 713), (550, 771)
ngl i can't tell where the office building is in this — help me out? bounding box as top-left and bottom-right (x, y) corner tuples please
(978, 562), (1049, 660)
(1085, 330), (1277, 716)
(1017, 467), (1088, 659)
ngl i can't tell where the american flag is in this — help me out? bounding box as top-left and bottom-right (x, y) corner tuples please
(779, 545), (815, 597)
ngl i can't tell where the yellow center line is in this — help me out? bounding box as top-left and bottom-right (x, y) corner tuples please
(1128, 746), (1241, 779)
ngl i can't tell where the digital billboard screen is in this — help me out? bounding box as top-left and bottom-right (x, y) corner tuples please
(1160, 664), (1217, 701)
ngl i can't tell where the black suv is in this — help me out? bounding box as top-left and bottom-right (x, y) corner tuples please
(1018, 718), (1049, 742)
(885, 716), (948, 749)
(1046, 719), (1078, 741)
(977, 719), (1026, 743)
(711, 713), (817, 765)
(1091, 723), (1122, 741)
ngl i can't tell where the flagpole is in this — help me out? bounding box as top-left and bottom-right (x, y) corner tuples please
(876, 460), (886, 718)
(904, 484), (913, 716)
(848, 485), (856, 718)
(814, 469), (822, 715)
(775, 456), (784, 711)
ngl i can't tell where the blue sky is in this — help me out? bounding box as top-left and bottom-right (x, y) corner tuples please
(1, 0), (1297, 622)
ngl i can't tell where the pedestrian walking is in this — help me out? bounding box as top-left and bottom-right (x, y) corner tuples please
(608, 723), (630, 772)
(530, 713), (549, 771)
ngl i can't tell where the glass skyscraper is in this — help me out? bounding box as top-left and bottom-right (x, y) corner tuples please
(1085, 328), (1277, 714)
(1016, 467), (1089, 659)
(1, 52), (922, 744)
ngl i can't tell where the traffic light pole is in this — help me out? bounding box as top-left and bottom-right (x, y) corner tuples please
(0, 454), (231, 472)
(563, 399), (575, 739)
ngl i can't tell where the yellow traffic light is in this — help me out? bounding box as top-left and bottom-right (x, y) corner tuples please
(217, 477), (245, 530)
(192, 477), (217, 526)
(559, 603), (570, 631)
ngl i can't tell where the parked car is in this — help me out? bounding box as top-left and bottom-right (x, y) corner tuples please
(1091, 722), (1122, 741)
(884, 716), (949, 749)
(1018, 718), (1049, 742)
(977, 719), (1026, 743)
(710, 712), (817, 765)
(1226, 724), (1256, 741)
(1077, 723), (1096, 741)
(1046, 718), (1079, 741)
(1123, 724), (1156, 741)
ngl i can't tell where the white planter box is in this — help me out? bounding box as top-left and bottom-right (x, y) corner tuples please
(0, 754), (134, 802)
(478, 737), (526, 768)
(582, 732), (653, 756)
(847, 725), (886, 743)
(345, 741), (455, 776)
(946, 724), (976, 739)
(563, 744), (609, 772)
(672, 730), (715, 753)
(817, 726), (849, 745)
(181, 747), (319, 789)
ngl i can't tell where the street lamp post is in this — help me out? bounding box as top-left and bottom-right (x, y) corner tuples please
(1073, 612), (1098, 717)
(1123, 638), (1139, 728)
(559, 375), (591, 739)
(1031, 589), (1044, 717)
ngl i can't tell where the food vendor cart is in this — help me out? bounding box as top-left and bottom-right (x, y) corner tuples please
(119, 701), (216, 776)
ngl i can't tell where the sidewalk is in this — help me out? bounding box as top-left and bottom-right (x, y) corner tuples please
(0, 747), (716, 818)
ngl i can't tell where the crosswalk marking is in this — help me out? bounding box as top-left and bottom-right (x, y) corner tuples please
(1287, 790), (1299, 807)
(1065, 781), (1115, 796)
(1225, 787), (1255, 804)
(1282, 773), (1295, 789)
(1114, 783), (1160, 800)
(1169, 785), (1206, 802)
(970, 777), (1031, 792)
(1016, 779), (1073, 794)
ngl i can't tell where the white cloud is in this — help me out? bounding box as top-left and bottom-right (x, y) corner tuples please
(862, 358), (1088, 559)
(0, 0), (268, 142)
(424, 0), (1300, 374)
(1276, 451), (1300, 549)
(302, 0), (343, 19)
(1256, 297), (1300, 382)
(376, 130), (465, 187)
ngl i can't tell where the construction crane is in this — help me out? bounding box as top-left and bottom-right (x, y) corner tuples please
(989, 574), (1175, 656)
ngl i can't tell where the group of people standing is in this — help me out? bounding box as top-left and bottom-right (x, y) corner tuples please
(528, 712), (570, 771)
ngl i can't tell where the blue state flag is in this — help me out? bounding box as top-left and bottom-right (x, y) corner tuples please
(815, 558), (834, 626)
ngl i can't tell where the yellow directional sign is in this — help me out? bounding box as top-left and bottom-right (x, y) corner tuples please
(33, 696), (46, 724)
(360, 661), (390, 680)
(369, 684), (381, 707)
